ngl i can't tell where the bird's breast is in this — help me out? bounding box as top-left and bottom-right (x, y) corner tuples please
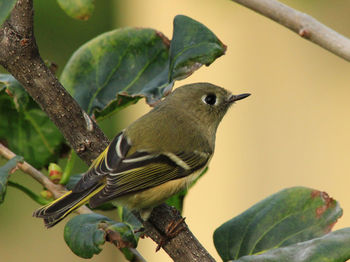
(115, 166), (206, 210)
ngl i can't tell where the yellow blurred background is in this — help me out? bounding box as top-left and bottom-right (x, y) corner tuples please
(2, 0), (350, 261)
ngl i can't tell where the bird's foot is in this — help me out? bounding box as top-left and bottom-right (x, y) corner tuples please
(155, 217), (186, 252)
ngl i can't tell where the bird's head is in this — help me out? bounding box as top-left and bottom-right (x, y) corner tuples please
(162, 82), (250, 130)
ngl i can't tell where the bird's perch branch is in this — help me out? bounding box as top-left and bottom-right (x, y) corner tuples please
(231, 0), (350, 62)
(0, 0), (109, 165)
(0, 143), (146, 262)
(144, 204), (215, 262)
(0, 1), (215, 261)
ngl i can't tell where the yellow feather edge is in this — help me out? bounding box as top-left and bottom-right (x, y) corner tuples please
(91, 145), (110, 168)
(57, 184), (105, 220)
(35, 184), (105, 219)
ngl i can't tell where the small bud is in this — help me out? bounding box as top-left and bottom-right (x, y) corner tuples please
(5, 88), (13, 97)
(48, 163), (63, 184)
(40, 190), (54, 201)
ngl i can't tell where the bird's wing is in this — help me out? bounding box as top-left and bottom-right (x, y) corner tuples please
(73, 131), (130, 192)
(89, 149), (211, 207)
(73, 130), (210, 207)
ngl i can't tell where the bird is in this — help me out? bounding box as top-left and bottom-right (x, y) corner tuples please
(33, 82), (250, 228)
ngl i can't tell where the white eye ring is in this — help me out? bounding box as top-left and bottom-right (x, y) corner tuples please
(202, 94), (217, 105)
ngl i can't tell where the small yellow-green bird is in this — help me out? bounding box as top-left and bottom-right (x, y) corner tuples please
(33, 82), (250, 228)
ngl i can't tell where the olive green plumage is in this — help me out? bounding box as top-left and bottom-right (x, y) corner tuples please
(33, 82), (250, 227)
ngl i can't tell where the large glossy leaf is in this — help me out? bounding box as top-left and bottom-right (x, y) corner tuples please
(57, 0), (94, 21)
(0, 156), (23, 204)
(234, 228), (350, 262)
(60, 15), (226, 120)
(213, 187), (342, 262)
(60, 27), (169, 118)
(169, 15), (226, 81)
(64, 213), (137, 259)
(0, 0), (17, 27)
(0, 74), (64, 169)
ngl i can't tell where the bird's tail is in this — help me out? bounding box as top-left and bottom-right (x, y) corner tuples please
(33, 183), (105, 228)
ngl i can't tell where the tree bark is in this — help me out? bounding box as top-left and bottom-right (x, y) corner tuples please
(0, 0), (109, 165)
(145, 204), (216, 262)
(0, 143), (146, 262)
(0, 1), (215, 261)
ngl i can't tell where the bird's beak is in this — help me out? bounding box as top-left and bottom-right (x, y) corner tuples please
(228, 93), (251, 103)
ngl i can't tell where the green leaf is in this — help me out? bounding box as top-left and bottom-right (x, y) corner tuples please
(165, 188), (188, 213)
(118, 206), (143, 234)
(59, 150), (77, 185)
(60, 15), (226, 120)
(57, 0), (94, 21)
(0, 0), (17, 27)
(213, 187), (342, 262)
(233, 228), (350, 262)
(169, 15), (226, 81)
(0, 156), (23, 204)
(0, 74), (65, 169)
(60, 27), (171, 119)
(107, 222), (138, 248)
(0, 74), (33, 111)
(64, 213), (136, 259)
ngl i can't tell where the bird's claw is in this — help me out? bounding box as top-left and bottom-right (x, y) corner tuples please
(155, 217), (186, 252)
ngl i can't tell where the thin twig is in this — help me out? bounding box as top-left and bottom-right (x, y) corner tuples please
(0, 143), (65, 199)
(0, 143), (145, 261)
(231, 0), (350, 62)
(0, 1), (216, 261)
(0, 143), (90, 211)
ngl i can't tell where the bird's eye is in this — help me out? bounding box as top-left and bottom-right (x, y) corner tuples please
(203, 94), (217, 105)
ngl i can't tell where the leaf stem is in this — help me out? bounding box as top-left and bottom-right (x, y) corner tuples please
(120, 247), (146, 262)
(0, 143), (145, 261)
(60, 150), (76, 185)
(8, 180), (51, 205)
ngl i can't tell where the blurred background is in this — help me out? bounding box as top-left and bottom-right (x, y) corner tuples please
(1, 0), (350, 261)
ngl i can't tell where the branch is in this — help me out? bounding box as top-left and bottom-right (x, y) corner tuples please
(0, 143), (65, 199)
(0, 1), (214, 261)
(231, 0), (350, 62)
(144, 204), (216, 262)
(0, 143), (91, 210)
(0, 143), (145, 262)
(0, 0), (109, 165)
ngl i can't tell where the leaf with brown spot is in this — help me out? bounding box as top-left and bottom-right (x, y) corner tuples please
(233, 228), (350, 262)
(214, 187), (342, 262)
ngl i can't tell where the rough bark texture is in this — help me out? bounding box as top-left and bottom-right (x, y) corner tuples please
(145, 204), (216, 262)
(0, 1), (214, 261)
(0, 0), (109, 165)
